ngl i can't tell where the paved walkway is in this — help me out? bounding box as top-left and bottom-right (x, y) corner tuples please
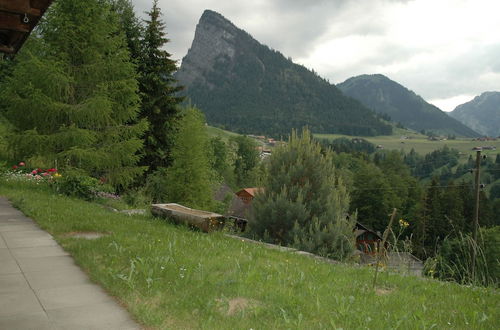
(0, 197), (140, 330)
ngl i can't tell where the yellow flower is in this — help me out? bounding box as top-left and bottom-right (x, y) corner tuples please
(54, 173), (62, 178)
(399, 219), (409, 228)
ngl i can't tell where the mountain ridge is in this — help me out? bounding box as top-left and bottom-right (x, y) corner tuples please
(449, 92), (500, 137)
(337, 74), (480, 137)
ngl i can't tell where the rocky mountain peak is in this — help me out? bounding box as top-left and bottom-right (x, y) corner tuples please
(177, 10), (241, 87)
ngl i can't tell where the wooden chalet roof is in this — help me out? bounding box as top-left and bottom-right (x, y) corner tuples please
(0, 0), (54, 54)
(236, 188), (263, 197)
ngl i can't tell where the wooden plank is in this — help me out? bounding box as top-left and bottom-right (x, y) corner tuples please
(0, 0), (41, 16)
(0, 12), (30, 33)
(0, 45), (15, 53)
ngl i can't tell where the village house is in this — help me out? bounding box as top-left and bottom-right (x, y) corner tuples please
(235, 187), (263, 204)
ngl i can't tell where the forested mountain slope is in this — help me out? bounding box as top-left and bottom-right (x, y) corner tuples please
(338, 74), (479, 137)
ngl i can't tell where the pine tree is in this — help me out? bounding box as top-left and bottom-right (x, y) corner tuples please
(250, 128), (354, 259)
(0, 0), (146, 188)
(139, 0), (184, 171)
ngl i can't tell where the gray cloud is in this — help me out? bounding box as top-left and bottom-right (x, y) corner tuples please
(131, 0), (500, 108)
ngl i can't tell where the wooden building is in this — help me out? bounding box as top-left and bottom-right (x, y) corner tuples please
(354, 222), (384, 255)
(0, 0), (54, 54)
(235, 188), (263, 204)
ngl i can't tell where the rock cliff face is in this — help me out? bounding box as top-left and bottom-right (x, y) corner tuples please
(338, 74), (480, 137)
(449, 92), (500, 137)
(177, 10), (238, 88)
(176, 10), (392, 137)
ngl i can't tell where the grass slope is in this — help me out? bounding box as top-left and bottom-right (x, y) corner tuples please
(1, 183), (498, 329)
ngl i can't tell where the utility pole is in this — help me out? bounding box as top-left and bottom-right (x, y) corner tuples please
(471, 149), (481, 281)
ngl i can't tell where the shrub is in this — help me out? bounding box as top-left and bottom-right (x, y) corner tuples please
(53, 170), (103, 200)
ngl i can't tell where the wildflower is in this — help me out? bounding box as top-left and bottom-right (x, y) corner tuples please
(399, 219), (409, 228)
(54, 173), (62, 178)
(12, 165), (18, 169)
(47, 168), (57, 173)
(19, 162), (25, 166)
(31, 170), (37, 175)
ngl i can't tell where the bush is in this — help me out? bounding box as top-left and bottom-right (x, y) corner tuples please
(53, 170), (105, 200)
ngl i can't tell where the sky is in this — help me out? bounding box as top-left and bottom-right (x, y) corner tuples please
(132, 0), (499, 111)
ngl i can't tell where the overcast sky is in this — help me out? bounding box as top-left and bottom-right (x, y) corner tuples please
(132, 0), (499, 111)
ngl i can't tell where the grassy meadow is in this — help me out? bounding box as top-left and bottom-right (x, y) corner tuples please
(1, 181), (498, 329)
(314, 132), (500, 159)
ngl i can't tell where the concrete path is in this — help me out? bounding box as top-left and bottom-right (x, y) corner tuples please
(0, 197), (140, 330)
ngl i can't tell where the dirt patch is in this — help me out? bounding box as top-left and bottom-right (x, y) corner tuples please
(216, 297), (260, 316)
(375, 287), (394, 296)
(64, 232), (110, 240)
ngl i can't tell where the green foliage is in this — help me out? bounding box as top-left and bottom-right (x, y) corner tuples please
(407, 145), (460, 179)
(430, 227), (500, 287)
(110, 0), (143, 63)
(138, 0), (184, 172)
(490, 182), (500, 200)
(53, 170), (102, 200)
(179, 11), (392, 137)
(209, 136), (235, 186)
(250, 128), (355, 259)
(320, 137), (376, 154)
(155, 108), (215, 210)
(0, 0), (146, 189)
(231, 135), (260, 187)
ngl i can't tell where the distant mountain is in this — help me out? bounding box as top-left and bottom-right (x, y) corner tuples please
(449, 92), (500, 137)
(176, 10), (392, 137)
(338, 74), (479, 137)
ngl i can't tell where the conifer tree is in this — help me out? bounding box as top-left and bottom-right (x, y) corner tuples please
(139, 0), (184, 171)
(111, 0), (143, 62)
(160, 107), (215, 209)
(1, 0), (146, 188)
(250, 128), (354, 259)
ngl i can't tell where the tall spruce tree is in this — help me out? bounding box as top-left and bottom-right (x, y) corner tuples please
(250, 128), (354, 259)
(111, 0), (143, 62)
(0, 0), (146, 188)
(139, 0), (184, 171)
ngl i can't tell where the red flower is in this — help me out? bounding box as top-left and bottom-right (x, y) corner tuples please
(31, 170), (37, 175)
(42, 172), (49, 176)
(19, 162), (25, 166)
(12, 165), (18, 169)
(47, 168), (57, 173)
